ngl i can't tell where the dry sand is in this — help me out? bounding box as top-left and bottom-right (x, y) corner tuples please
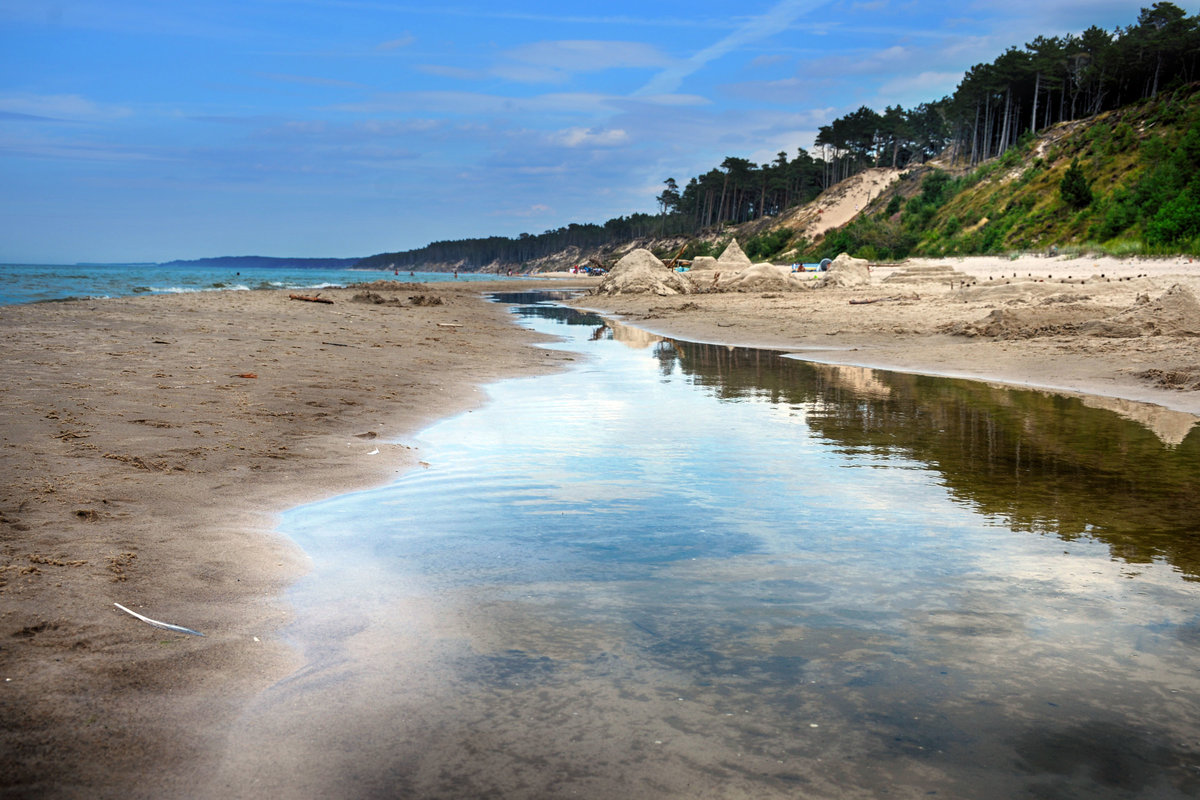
(3, 254), (1199, 796)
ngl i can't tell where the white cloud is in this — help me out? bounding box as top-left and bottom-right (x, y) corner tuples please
(550, 127), (629, 148)
(503, 40), (672, 71)
(634, 0), (830, 96)
(417, 64), (483, 81)
(489, 40), (673, 85)
(376, 33), (415, 51)
(496, 203), (553, 218)
(257, 72), (364, 89)
(622, 93), (711, 108)
(0, 93), (132, 122)
(873, 70), (963, 105)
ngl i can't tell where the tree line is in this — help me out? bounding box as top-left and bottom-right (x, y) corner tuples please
(360, 3), (1199, 270)
(354, 215), (666, 271)
(947, 2), (1200, 166)
(664, 2), (1200, 227)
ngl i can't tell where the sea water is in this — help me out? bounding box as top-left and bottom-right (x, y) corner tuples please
(0, 262), (513, 306)
(210, 293), (1200, 799)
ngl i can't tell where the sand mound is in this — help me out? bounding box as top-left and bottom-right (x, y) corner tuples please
(943, 284), (1200, 340)
(719, 263), (810, 292)
(717, 239), (754, 270)
(1084, 283), (1200, 337)
(1135, 365), (1200, 392)
(943, 306), (1114, 339)
(884, 262), (974, 286)
(593, 249), (695, 296)
(818, 253), (872, 288)
(689, 256), (719, 271)
(951, 283), (1084, 304)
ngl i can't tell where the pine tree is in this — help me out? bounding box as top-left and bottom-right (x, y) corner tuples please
(1060, 158), (1093, 209)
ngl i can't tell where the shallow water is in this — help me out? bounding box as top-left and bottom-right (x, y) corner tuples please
(213, 293), (1200, 799)
(0, 262), (513, 305)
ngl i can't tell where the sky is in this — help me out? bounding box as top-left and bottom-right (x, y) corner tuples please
(0, 0), (1167, 263)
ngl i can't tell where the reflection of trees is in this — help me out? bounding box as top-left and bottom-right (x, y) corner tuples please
(505, 304), (606, 327)
(661, 340), (1200, 578)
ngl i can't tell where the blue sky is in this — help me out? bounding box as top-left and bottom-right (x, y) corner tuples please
(0, 0), (1164, 263)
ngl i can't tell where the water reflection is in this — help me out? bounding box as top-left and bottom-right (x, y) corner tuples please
(656, 337), (1200, 578)
(210, 294), (1200, 800)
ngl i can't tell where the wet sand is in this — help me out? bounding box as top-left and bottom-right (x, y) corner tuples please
(0, 279), (579, 798)
(3, 255), (1199, 797)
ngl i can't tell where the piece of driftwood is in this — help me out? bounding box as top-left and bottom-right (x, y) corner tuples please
(113, 602), (205, 637)
(664, 244), (688, 270)
(436, 322), (463, 328)
(289, 293), (333, 304)
(849, 295), (903, 305)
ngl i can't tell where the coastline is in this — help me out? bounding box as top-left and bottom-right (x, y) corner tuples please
(0, 280), (580, 798)
(4, 254), (1200, 795)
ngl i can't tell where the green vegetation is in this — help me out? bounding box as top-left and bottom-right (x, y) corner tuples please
(359, 4), (1200, 270)
(1059, 159), (1093, 209)
(800, 82), (1200, 261)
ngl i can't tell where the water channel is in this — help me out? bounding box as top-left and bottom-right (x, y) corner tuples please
(213, 292), (1200, 799)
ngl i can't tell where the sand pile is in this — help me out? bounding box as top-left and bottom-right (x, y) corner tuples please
(689, 256), (719, 271)
(942, 305), (1114, 339)
(943, 284), (1200, 340)
(720, 263), (811, 292)
(819, 253), (872, 288)
(884, 262), (974, 286)
(1135, 365), (1200, 391)
(717, 239), (754, 270)
(1081, 283), (1200, 337)
(950, 283), (1084, 303)
(352, 290), (405, 305)
(593, 249), (695, 296)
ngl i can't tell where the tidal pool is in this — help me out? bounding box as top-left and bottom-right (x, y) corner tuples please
(212, 293), (1200, 799)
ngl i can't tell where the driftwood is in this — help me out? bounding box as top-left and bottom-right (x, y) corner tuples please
(849, 295), (904, 305)
(289, 293), (333, 304)
(664, 244), (688, 270)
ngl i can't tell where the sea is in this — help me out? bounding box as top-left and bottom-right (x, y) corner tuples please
(0, 262), (513, 306)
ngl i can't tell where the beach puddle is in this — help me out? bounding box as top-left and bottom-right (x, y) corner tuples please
(210, 293), (1200, 799)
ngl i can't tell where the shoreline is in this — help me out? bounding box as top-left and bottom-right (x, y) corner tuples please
(4, 254), (1199, 795)
(0, 279), (581, 798)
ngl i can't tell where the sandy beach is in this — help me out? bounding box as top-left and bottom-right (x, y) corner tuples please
(3, 255), (1199, 796)
(0, 280), (575, 798)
